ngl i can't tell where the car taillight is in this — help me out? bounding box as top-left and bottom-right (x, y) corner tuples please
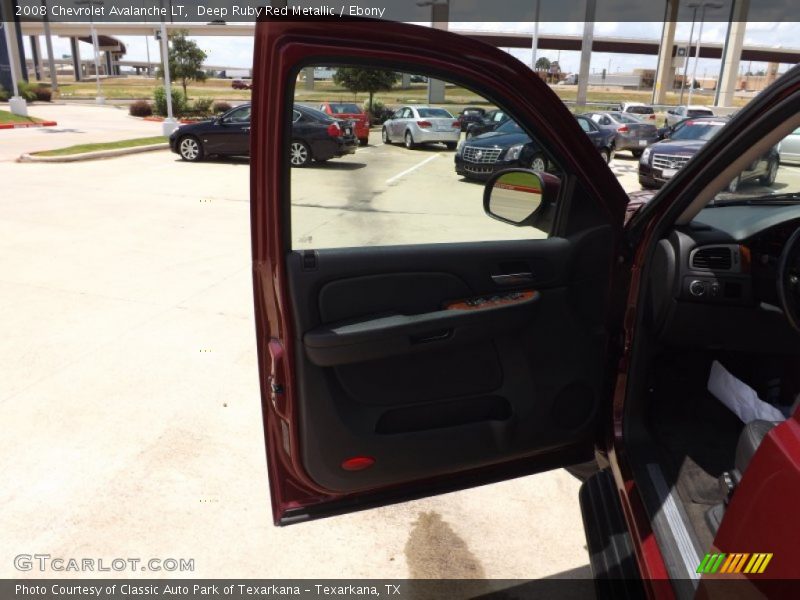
(417, 120), (432, 128)
(618, 125), (629, 133)
(649, 114), (656, 120)
(452, 120), (461, 128)
(327, 122), (341, 137)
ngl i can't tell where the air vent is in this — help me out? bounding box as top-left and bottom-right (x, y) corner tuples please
(691, 246), (734, 271)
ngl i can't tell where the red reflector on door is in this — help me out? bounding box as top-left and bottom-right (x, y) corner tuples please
(341, 456), (375, 471)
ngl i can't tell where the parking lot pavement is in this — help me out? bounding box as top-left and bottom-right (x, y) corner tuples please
(0, 102), (162, 161)
(0, 133), (608, 581)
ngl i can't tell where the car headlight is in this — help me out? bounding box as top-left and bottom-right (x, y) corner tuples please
(640, 147), (652, 163)
(505, 143), (524, 161)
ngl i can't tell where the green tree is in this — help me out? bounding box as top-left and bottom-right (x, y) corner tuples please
(534, 57), (551, 72)
(332, 68), (398, 114)
(158, 30), (207, 98)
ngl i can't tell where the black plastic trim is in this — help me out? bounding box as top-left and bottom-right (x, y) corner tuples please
(579, 469), (645, 599)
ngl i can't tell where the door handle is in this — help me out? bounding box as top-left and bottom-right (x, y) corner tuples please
(491, 273), (533, 286)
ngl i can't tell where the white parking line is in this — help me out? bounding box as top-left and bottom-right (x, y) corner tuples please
(385, 154), (439, 184)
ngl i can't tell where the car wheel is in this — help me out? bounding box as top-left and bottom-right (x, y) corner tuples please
(404, 131), (416, 149)
(359, 138), (369, 147)
(530, 153), (547, 172)
(445, 142), (457, 150)
(382, 127), (392, 144)
(178, 135), (203, 162)
(289, 140), (311, 167)
(599, 148), (611, 164)
(728, 175), (741, 193)
(632, 149), (644, 158)
(760, 158), (779, 185)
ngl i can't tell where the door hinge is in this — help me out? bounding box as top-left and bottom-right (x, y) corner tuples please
(267, 339), (288, 417)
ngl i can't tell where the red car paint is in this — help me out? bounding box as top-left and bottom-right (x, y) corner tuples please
(318, 101), (371, 144)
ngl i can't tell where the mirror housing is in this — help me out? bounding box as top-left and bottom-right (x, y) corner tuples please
(483, 169), (559, 227)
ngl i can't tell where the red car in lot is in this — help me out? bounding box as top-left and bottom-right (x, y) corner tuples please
(318, 101), (371, 146)
(250, 18), (800, 596)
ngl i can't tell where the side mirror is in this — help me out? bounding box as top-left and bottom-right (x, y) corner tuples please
(483, 169), (558, 226)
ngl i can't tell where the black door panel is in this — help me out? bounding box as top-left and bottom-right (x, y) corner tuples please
(285, 229), (613, 494)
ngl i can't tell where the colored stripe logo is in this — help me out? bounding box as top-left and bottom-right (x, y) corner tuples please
(697, 553), (773, 574)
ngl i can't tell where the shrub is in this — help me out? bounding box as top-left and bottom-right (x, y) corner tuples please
(364, 99), (394, 124)
(153, 85), (187, 117)
(192, 97), (214, 115)
(212, 101), (232, 114)
(16, 81), (38, 102)
(129, 100), (153, 117)
(34, 86), (52, 102)
(0, 85), (8, 102)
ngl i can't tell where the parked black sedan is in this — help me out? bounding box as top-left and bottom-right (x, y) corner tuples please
(455, 115), (615, 180)
(638, 116), (780, 190)
(465, 109), (510, 139)
(169, 103), (357, 166)
(457, 106), (487, 132)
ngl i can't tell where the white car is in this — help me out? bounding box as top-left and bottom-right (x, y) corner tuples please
(778, 127), (800, 165)
(619, 102), (656, 121)
(381, 105), (461, 149)
(664, 104), (715, 127)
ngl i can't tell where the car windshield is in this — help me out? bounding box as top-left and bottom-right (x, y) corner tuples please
(496, 119), (523, 134)
(328, 103), (361, 114)
(418, 108), (454, 118)
(687, 109), (714, 117)
(670, 121), (726, 141)
(628, 106), (654, 114)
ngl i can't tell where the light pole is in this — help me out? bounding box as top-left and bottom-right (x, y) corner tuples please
(75, 0), (105, 104)
(531, 0), (540, 72)
(158, 0), (178, 135)
(687, 1), (723, 105)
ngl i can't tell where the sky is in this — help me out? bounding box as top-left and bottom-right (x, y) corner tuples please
(22, 21), (800, 78)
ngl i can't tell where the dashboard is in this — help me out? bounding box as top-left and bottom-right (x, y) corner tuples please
(650, 204), (800, 353)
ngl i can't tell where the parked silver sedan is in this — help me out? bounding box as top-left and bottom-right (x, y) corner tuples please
(585, 111), (659, 157)
(778, 128), (800, 165)
(381, 105), (461, 149)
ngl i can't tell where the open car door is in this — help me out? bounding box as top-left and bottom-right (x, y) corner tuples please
(251, 18), (630, 525)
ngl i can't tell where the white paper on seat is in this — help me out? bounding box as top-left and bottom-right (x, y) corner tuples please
(707, 360), (786, 424)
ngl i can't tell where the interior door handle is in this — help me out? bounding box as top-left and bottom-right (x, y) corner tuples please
(491, 273), (533, 286)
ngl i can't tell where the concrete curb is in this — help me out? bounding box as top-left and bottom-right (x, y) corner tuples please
(0, 120), (57, 130)
(19, 143), (169, 163)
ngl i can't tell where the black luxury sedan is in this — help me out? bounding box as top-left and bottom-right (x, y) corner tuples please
(639, 116), (780, 190)
(455, 115), (616, 180)
(464, 109), (510, 139)
(169, 103), (357, 166)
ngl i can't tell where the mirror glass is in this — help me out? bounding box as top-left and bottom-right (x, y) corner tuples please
(487, 171), (543, 224)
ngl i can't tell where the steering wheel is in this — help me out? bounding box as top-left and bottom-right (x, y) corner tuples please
(777, 226), (800, 332)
